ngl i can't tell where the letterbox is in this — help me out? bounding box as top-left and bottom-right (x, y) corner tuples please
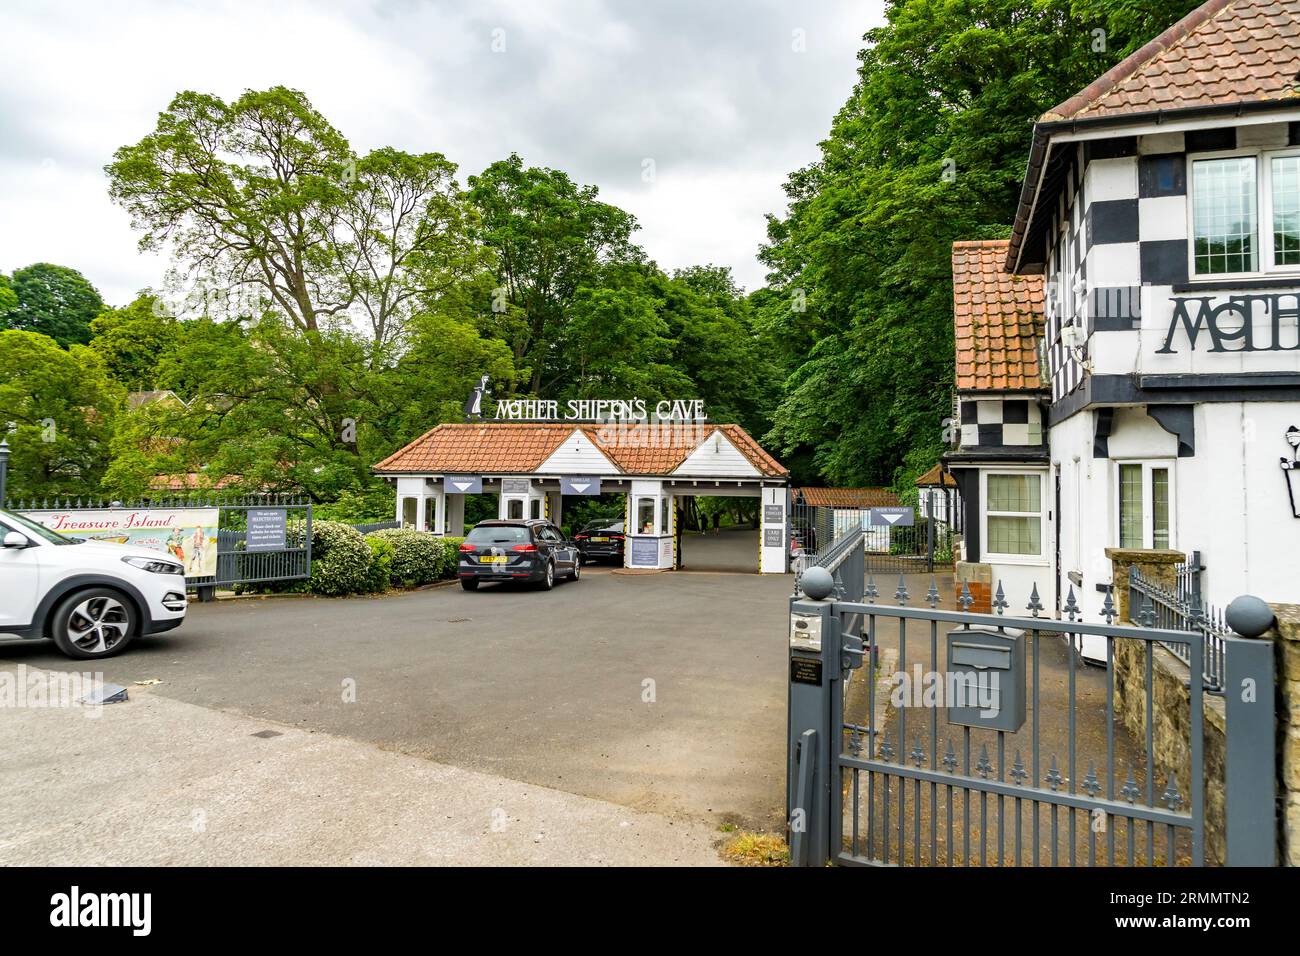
(945, 625), (1026, 732)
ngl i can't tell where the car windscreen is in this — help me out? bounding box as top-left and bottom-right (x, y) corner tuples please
(465, 525), (530, 545)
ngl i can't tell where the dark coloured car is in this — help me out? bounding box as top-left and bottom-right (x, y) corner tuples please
(457, 519), (580, 591)
(573, 520), (625, 565)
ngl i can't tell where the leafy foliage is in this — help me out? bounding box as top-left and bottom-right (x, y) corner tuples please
(757, 0), (1195, 489)
(1, 264), (104, 347)
(366, 527), (446, 586)
(0, 330), (121, 499)
(306, 520), (373, 596)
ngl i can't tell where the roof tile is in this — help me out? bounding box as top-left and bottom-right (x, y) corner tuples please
(951, 240), (1045, 392)
(795, 487), (901, 508)
(1044, 0), (1300, 121)
(372, 422), (788, 477)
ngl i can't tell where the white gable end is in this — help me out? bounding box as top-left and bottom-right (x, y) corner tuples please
(672, 431), (761, 478)
(538, 429), (619, 475)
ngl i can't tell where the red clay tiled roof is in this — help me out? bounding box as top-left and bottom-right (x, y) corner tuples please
(952, 240), (1045, 392)
(795, 487), (900, 508)
(1044, 0), (1300, 121)
(915, 464), (957, 488)
(372, 422), (788, 478)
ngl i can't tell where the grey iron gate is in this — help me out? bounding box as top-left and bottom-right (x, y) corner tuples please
(787, 528), (1277, 867)
(790, 491), (955, 575)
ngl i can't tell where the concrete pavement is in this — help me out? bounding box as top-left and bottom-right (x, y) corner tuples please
(0, 669), (724, 866)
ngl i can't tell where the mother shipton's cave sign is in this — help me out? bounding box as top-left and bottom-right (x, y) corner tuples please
(1157, 294), (1300, 354)
(493, 397), (707, 423)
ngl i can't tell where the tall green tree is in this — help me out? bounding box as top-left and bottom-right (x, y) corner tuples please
(760, 0), (1196, 487)
(0, 330), (121, 498)
(467, 153), (641, 395)
(87, 294), (184, 392)
(107, 86), (480, 358)
(2, 263), (104, 347)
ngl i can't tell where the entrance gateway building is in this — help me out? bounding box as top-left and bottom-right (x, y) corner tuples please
(945, 0), (1300, 618)
(371, 402), (792, 573)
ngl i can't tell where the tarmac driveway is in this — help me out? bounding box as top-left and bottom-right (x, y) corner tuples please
(3, 565), (796, 831)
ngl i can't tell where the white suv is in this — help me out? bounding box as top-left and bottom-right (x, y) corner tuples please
(0, 509), (188, 659)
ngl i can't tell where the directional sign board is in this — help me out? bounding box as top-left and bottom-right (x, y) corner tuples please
(868, 506), (914, 527)
(443, 475), (483, 495)
(560, 476), (601, 496)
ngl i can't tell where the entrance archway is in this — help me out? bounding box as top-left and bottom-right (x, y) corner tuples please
(674, 494), (760, 573)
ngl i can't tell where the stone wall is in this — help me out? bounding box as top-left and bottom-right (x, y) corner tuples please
(1108, 548), (1228, 866)
(1268, 605), (1300, 867)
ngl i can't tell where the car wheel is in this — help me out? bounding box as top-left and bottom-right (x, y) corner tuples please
(539, 560), (555, 590)
(460, 578), (479, 591)
(49, 587), (137, 660)
(570, 559), (581, 581)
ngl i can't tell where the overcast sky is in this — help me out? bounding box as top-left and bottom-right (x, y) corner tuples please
(0, 0), (882, 307)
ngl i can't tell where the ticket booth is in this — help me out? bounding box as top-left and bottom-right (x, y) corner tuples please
(627, 479), (675, 570)
(375, 421), (791, 573)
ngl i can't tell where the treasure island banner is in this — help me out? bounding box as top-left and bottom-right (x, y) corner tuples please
(20, 508), (220, 577)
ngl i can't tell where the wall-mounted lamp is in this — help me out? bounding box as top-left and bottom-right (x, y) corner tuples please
(1281, 425), (1300, 518)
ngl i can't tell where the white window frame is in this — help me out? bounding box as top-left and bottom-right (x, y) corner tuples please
(1186, 146), (1300, 282)
(980, 468), (1049, 566)
(1112, 459), (1176, 551)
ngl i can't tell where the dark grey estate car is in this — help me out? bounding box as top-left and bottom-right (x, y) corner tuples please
(457, 519), (581, 591)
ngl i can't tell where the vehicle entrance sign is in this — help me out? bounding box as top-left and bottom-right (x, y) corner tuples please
(561, 476), (601, 495)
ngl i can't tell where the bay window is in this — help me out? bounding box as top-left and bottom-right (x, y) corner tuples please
(1191, 149), (1300, 277)
(983, 471), (1044, 560)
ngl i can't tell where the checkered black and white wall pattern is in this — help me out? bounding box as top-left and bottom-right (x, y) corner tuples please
(1043, 144), (1089, 404)
(1043, 122), (1300, 405)
(958, 397), (1045, 449)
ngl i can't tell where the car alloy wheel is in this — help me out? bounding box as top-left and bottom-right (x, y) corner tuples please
(67, 595), (130, 654)
(572, 559), (580, 581)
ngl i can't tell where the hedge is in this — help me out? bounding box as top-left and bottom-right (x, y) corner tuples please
(309, 520), (376, 596)
(364, 527), (445, 587)
(239, 523), (463, 597)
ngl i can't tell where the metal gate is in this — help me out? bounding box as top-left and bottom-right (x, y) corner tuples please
(790, 490), (955, 575)
(787, 528), (1277, 867)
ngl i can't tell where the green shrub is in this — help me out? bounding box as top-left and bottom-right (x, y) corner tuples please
(308, 520), (373, 596)
(364, 536), (394, 593)
(440, 537), (464, 576)
(365, 527), (443, 587)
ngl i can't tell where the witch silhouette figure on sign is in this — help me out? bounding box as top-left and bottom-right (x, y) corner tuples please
(464, 375), (489, 419)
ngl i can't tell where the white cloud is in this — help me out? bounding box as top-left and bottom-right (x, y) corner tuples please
(0, 0), (882, 305)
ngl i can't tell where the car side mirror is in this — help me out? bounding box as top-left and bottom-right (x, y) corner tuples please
(3, 531), (30, 548)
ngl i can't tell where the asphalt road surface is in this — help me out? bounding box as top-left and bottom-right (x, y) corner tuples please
(5, 558), (796, 831)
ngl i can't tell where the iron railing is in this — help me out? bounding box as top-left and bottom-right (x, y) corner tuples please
(790, 498), (956, 573)
(350, 519), (400, 534)
(7, 494), (312, 594)
(1128, 560), (1226, 694)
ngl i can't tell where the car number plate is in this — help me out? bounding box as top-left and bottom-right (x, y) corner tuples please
(592, 536), (609, 542)
(480, 555), (507, 564)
